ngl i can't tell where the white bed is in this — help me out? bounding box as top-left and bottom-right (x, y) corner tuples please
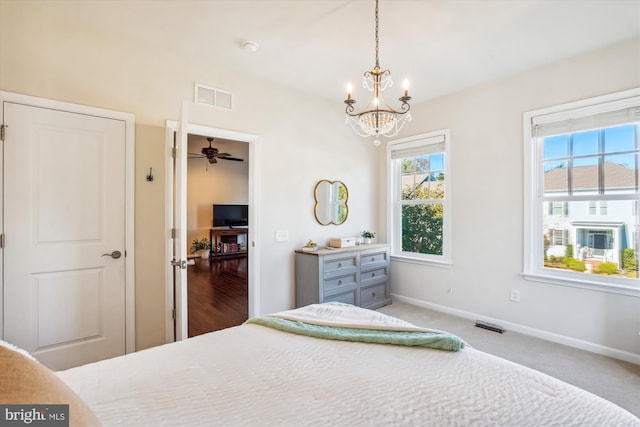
(2, 303), (637, 426)
(51, 303), (639, 426)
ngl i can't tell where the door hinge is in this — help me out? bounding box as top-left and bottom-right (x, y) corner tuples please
(1, 125), (6, 141)
(0, 234), (4, 249)
(171, 147), (177, 158)
(171, 309), (176, 320)
(171, 228), (176, 238)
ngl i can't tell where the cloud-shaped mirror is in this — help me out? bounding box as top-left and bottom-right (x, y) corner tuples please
(314, 180), (349, 226)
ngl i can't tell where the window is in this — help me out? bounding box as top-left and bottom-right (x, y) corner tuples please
(388, 130), (451, 265)
(588, 201), (608, 216)
(549, 228), (569, 246)
(549, 202), (568, 216)
(524, 89), (639, 295)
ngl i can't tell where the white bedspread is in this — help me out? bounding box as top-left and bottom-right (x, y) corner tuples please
(57, 310), (639, 427)
(266, 302), (447, 333)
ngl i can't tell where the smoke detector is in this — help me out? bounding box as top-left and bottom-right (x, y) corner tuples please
(242, 41), (259, 53)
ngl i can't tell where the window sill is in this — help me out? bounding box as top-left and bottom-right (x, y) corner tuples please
(521, 272), (640, 297)
(390, 254), (452, 268)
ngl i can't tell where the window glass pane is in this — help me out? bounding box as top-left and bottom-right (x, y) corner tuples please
(402, 203), (443, 255)
(402, 176), (420, 201)
(543, 200), (638, 279)
(544, 161), (568, 194)
(432, 174), (446, 199)
(401, 154), (445, 201)
(430, 153), (445, 171)
(572, 156), (599, 193)
(544, 135), (569, 160)
(416, 172), (445, 200)
(401, 158), (417, 200)
(604, 153), (637, 193)
(604, 125), (636, 153)
(572, 130), (599, 157)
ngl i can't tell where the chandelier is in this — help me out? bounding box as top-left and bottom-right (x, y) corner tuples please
(344, 0), (411, 146)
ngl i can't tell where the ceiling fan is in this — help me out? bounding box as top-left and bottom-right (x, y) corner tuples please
(188, 137), (244, 164)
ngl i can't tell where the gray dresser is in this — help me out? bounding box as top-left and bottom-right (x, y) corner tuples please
(294, 244), (391, 309)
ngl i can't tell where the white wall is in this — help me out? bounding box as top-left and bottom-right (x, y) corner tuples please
(380, 39), (640, 361)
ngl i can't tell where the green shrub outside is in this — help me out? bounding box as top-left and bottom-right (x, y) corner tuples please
(594, 262), (618, 275)
(562, 257), (585, 272)
(564, 244), (573, 258)
(622, 248), (638, 271)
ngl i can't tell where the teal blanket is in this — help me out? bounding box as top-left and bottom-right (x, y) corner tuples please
(245, 316), (465, 352)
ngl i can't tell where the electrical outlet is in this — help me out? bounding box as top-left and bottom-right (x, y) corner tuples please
(275, 230), (289, 242)
(510, 289), (520, 302)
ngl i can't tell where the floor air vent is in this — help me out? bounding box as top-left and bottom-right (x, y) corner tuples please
(475, 321), (505, 334)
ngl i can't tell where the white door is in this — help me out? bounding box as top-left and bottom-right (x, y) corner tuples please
(3, 101), (127, 370)
(173, 102), (189, 341)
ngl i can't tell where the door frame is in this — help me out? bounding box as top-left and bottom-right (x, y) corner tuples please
(0, 90), (136, 354)
(165, 119), (260, 342)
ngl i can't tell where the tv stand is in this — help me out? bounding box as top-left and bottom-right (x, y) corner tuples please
(210, 228), (248, 258)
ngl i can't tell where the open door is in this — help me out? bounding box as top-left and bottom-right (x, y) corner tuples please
(168, 101), (190, 341)
(166, 107), (261, 343)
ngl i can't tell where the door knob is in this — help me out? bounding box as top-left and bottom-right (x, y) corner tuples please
(102, 250), (122, 259)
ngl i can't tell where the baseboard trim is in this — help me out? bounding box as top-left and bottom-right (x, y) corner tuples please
(391, 294), (640, 365)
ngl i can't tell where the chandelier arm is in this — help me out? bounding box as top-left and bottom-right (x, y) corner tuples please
(345, 108), (410, 118)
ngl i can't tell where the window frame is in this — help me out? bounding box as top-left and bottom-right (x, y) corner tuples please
(387, 130), (451, 267)
(523, 88), (640, 297)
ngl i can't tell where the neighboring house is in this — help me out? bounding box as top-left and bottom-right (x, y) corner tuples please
(544, 161), (637, 268)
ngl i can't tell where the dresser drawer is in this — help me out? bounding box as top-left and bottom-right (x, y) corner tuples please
(360, 283), (388, 308)
(323, 274), (357, 296)
(360, 251), (388, 272)
(360, 268), (387, 288)
(323, 289), (357, 305)
(323, 255), (357, 279)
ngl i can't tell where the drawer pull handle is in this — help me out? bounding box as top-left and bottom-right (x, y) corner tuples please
(338, 280), (342, 285)
(371, 257), (375, 261)
(371, 272), (375, 277)
(372, 292), (376, 298)
(338, 262), (342, 268)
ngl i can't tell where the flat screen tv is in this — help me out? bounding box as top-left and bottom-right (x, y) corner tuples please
(213, 204), (248, 227)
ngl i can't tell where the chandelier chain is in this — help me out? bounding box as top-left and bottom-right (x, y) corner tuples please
(375, 0), (379, 69)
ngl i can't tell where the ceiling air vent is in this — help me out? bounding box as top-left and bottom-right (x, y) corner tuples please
(194, 83), (233, 110)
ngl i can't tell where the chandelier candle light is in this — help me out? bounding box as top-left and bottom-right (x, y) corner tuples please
(344, 0), (412, 146)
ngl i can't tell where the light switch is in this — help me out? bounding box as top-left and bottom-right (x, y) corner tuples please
(275, 230), (289, 242)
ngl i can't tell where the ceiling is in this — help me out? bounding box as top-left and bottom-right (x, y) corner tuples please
(41, 0), (639, 105)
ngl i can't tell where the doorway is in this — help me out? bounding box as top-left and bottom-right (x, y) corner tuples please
(165, 118), (260, 342)
(186, 134), (249, 336)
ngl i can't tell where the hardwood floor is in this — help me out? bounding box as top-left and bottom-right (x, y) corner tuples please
(187, 255), (248, 338)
